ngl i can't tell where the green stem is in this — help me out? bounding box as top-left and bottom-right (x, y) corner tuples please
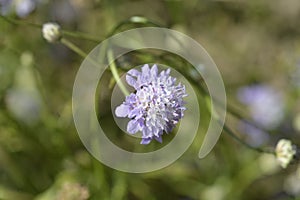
(0, 15), (41, 28)
(0, 15), (161, 44)
(108, 16), (162, 36)
(60, 38), (129, 96)
(60, 38), (88, 58)
(107, 49), (129, 96)
(223, 124), (274, 154)
(62, 30), (101, 43)
(59, 38), (99, 73)
(0, 15), (101, 43)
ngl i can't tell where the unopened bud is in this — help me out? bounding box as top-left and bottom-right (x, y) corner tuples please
(42, 22), (62, 43)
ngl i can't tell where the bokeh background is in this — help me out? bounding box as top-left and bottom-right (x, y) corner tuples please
(1, 0), (300, 199)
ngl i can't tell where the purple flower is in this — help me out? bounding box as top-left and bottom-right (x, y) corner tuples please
(15, 0), (36, 18)
(0, 0), (12, 15)
(0, 0), (36, 18)
(115, 64), (187, 145)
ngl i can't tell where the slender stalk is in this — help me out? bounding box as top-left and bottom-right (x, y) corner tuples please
(60, 38), (129, 96)
(108, 16), (162, 36)
(62, 30), (101, 43)
(60, 38), (88, 58)
(0, 16), (101, 43)
(0, 15), (41, 28)
(223, 124), (274, 154)
(107, 49), (129, 96)
(0, 15), (160, 44)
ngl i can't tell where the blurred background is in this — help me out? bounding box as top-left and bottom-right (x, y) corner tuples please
(0, 0), (300, 199)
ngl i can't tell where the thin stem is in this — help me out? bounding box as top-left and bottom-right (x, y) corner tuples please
(59, 38), (99, 71)
(60, 38), (88, 58)
(107, 49), (129, 96)
(62, 30), (101, 43)
(108, 16), (162, 36)
(0, 15), (161, 44)
(223, 124), (274, 154)
(0, 15), (101, 43)
(0, 15), (41, 28)
(60, 38), (129, 96)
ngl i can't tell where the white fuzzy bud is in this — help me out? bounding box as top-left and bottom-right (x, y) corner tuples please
(275, 139), (296, 168)
(42, 22), (62, 43)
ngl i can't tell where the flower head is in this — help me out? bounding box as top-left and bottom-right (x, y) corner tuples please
(115, 64), (187, 144)
(42, 22), (62, 43)
(275, 139), (296, 168)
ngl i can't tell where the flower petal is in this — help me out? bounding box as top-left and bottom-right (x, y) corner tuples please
(154, 136), (162, 143)
(115, 104), (130, 117)
(140, 138), (152, 145)
(128, 107), (141, 118)
(127, 69), (141, 77)
(126, 75), (137, 88)
(127, 120), (140, 134)
(142, 64), (150, 74)
(151, 64), (158, 77)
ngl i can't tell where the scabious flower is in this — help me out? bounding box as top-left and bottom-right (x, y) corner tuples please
(275, 139), (296, 168)
(115, 64), (187, 145)
(42, 22), (62, 43)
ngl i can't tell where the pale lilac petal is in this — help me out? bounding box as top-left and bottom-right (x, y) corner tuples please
(128, 107), (141, 118)
(151, 64), (158, 77)
(140, 138), (152, 145)
(142, 64), (150, 75)
(115, 104), (130, 117)
(126, 75), (137, 88)
(166, 68), (170, 75)
(154, 136), (162, 143)
(127, 69), (141, 77)
(126, 93), (136, 103)
(127, 120), (140, 134)
(159, 70), (165, 77)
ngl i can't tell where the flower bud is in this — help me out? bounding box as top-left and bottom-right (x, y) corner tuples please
(275, 139), (296, 168)
(42, 22), (62, 43)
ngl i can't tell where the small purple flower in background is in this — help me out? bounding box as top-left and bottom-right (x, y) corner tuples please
(237, 84), (285, 130)
(15, 0), (35, 17)
(0, 0), (12, 15)
(0, 0), (36, 18)
(115, 64), (187, 145)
